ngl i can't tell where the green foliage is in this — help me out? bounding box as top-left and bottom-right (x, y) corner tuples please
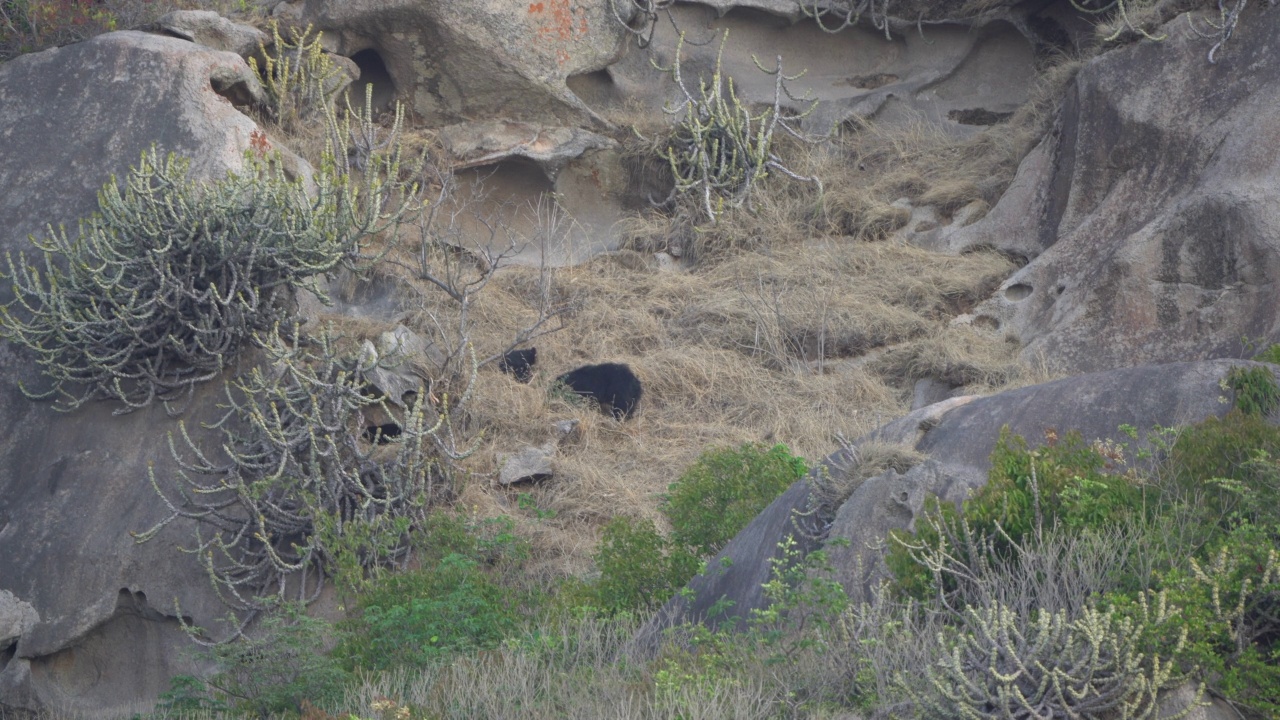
(749, 535), (848, 663)
(1116, 523), (1280, 716)
(663, 442), (808, 558)
(1164, 409), (1280, 530)
(153, 674), (227, 715)
(0, 0), (153, 60)
(206, 602), (351, 717)
(655, 30), (821, 225)
(1252, 342), (1280, 366)
(335, 511), (531, 672)
(887, 428), (1144, 601)
(338, 553), (521, 672)
(1225, 365), (1280, 416)
(589, 516), (700, 614)
(0, 142), (416, 412)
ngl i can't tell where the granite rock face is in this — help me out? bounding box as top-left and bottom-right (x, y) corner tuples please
(936, 9), (1280, 374)
(639, 360), (1266, 638)
(0, 31), (285, 716)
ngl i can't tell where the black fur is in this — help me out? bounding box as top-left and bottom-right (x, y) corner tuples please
(499, 348), (538, 383)
(362, 423), (402, 444)
(555, 363), (642, 420)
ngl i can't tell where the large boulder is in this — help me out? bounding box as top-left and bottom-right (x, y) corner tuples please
(638, 359), (1266, 639)
(0, 32), (290, 716)
(597, 2), (1042, 135)
(933, 7), (1280, 373)
(288, 0), (630, 127)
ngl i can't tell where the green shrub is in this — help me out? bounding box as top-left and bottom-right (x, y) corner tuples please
(1115, 523), (1280, 716)
(1225, 365), (1280, 417)
(887, 428), (1144, 600)
(590, 516), (700, 614)
(205, 602), (351, 717)
(335, 512), (532, 672)
(1164, 409), (1280, 530)
(663, 442), (808, 557)
(1252, 343), (1280, 366)
(0, 0), (168, 60)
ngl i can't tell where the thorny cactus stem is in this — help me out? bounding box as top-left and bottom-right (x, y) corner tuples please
(655, 30), (822, 225)
(250, 21), (342, 127)
(134, 325), (481, 637)
(915, 595), (1197, 720)
(0, 102), (419, 414)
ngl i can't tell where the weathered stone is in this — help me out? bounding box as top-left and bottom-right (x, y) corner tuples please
(499, 444), (556, 486)
(639, 359), (1265, 642)
(435, 122), (629, 266)
(150, 10), (269, 57)
(439, 121), (615, 181)
(0, 31), (293, 261)
(940, 9), (1280, 374)
(597, 3), (1039, 136)
(498, 419), (579, 485)
(0, 32), (302, 716)
(0, 591), (38, 649)
(296, 0), (630, 127)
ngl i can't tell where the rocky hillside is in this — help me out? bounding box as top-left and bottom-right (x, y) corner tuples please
(1, 0), (1278, 716)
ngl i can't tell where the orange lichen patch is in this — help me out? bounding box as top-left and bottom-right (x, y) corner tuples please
(528, 0), (588, 65)
(249, 128), (271, 157)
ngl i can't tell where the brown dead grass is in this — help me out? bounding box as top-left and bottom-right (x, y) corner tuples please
(437, 234), (1032, 574)
(265, 49), (1085, 580)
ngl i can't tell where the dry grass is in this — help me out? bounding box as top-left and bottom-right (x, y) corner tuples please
(435, 233), (1034, 573)
(254, 41), (1086, 586)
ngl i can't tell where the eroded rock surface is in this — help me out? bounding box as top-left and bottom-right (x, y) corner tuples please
(938, 8), (1280, 374)
(639, 359), (1265, 639)
(0, 32), (286, 716)
(292, 0), (630, 127)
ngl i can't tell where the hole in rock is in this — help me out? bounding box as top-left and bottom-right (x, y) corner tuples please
(948, 108), (1014, 126)
(566, 68), (619, 109)
(363, 423), (403, 444)
(1004, 283), (1033, 301)
(347, 49), (396, 112)
(973, 315), (1001, 332)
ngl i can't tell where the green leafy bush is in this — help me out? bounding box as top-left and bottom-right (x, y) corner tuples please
(0, 0), (168, 60)
(336, 512), (531, 672)
(887, 428), (1144, 601)
(205, 602), (351, 717)
(1108, 522), (1280, 717)
(590, 516), (700, 613)
(663, 442), (808, 557)
(1164, 409), (1280, 530)
(1225, 365), (1280, 417)
(1252, 343), (1280, 366)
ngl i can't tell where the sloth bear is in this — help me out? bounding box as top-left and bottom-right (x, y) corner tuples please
(362, 422), (402, 444)
(555, 362), (642, 420)
(499, 347), (538, 383)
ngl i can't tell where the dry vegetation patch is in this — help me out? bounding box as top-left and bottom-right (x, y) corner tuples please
(441, 233), (1042, 571)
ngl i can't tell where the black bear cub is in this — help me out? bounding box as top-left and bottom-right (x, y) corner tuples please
(555, 363), (642, 420)
(499, 347), (538, 383)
